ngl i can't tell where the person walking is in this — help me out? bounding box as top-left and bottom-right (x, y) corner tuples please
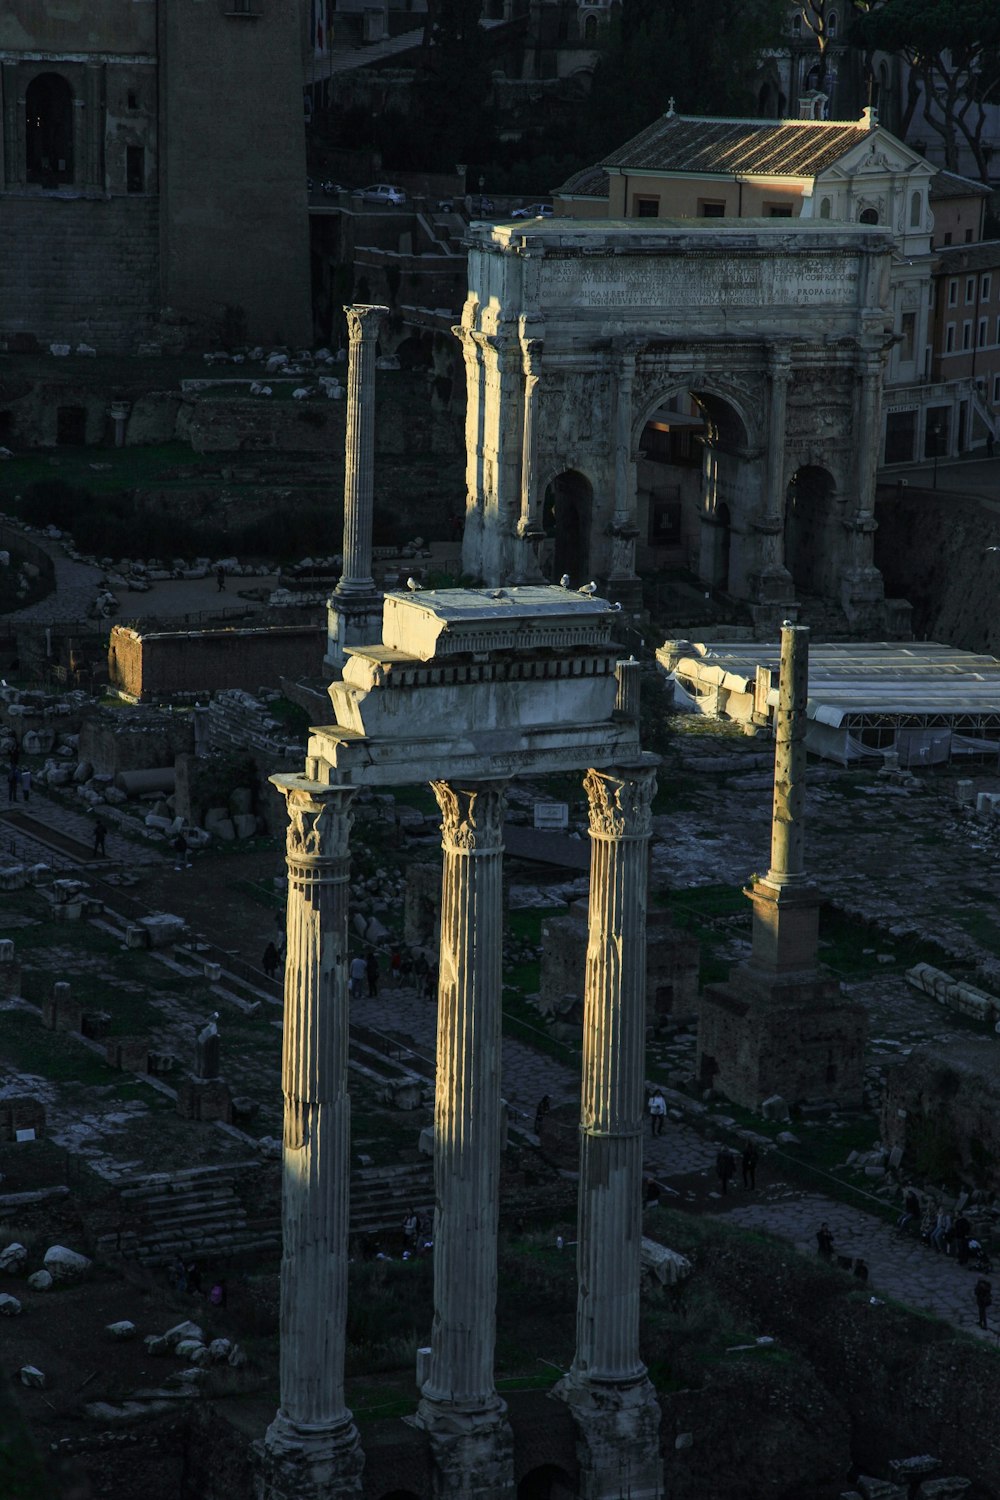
(896, 1187), (920, 1235)
(715, 1145), (736, 1196)
(390, 948), (402, 986)
(7, 764), (19, 802)
(424, 960), (438, 1000)
(216, 564), (226, 592)
(93, 818), (108, 858)
(262, 942), (279, 980)
(816, 1222), (835, 1259)
(173, 832), (191, 871)
(534, 1094), (551, 1136)
(975, 1276), (992, 1330)
(741, 1142), (759, 1190)
(648, 1088), (666, 1137)
(20, 768), (31, 802)
(209, 1278), (227, 1309)
(930, 1207), (952, 1253)
(954, 1212), (972, 1265)
(349, 953), (367, 1001)
(413, 952), (428, 995)
(365, 949), (379, 999)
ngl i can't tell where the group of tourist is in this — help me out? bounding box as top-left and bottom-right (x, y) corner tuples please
(895, 1186), (991, 1269)
(713, 1142), (759, 1194)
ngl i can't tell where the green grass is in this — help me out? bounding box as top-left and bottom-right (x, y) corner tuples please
(0, 442), (203, 498)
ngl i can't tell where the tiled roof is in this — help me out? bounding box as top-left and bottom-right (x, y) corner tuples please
(555, 163), (610, 198)
(602, 114), (872, 178)
(929, 168), (991, 200)
(934, 240), (1000, 274)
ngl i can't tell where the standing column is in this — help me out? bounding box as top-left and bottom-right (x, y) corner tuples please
(555, 764), (662, 1500)
(840, 352), (886, 625)
(606, 343), (642, 608)
(337, 304), (388, 595)
(416, 780), (514, 1500)
(748, 622), (820, 974)
(326, 304), (388, 673)
(261, 777), (363, 1500)
(514, 338), (545, 582)
(753, 350), (793, 599)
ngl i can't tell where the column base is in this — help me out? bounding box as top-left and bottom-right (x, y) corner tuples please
(552, 1373), (663, 1500)
(258, 1411), (364, 1500)
(411, 1395), (515, 1500)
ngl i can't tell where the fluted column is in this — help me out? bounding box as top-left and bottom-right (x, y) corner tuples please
(514, 338), (545, 582)
(754, 350), (793, 593)
(262, 777), (363, 1500)
(416, 779), (514, 1500)
(337, 304), (387, 596)
(555, 763), (663, 1500)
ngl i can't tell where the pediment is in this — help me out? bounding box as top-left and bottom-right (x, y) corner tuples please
(820, 127), (935, 182)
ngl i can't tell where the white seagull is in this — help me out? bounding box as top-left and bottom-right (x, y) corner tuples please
(406, 576), (422, 591)
(578, 581), (598, 595)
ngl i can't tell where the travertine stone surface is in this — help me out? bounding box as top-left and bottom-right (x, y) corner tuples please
(555, 763), (663, 1500)
(262, 776), (363, 1500)
(416, 779), (514, 1498)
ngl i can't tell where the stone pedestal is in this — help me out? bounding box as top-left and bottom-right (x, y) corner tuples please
(175, 1076), (233, 1123)
(414, 780), (515, 1500)
(261, 778), (363, 1500)
(554, 764), (663, 1500)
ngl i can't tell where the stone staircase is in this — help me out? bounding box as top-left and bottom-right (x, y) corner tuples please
(96, 1158), (434, 1268)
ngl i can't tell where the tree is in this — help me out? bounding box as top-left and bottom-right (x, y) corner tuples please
(853, 0), (1000, 178)
(583, 0), (788, 158)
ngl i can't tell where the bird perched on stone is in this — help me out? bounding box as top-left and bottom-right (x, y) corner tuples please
(406, 576), (422, 591)
(579, 581), (598, 595)
(611, 602), (622, 612)
(559, 573), (571, 588)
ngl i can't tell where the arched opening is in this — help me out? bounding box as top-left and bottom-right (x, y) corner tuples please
(542, 470), (592, 586)
(518, 1464), (576, 1500)
(819, 195), (832, 219)
(784, 465), (837, 597)
(25, 73), (74, 186)
(909, 190), (922, 227)
(583, 13), (598, 43)
(56, 406), (87, 445)
(859, 207), (879, 225)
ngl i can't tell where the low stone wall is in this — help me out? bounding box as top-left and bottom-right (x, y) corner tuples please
(881, 1036), (1000, 1194)
(108, 623), (325, 699)
(79, 707), (195, 775)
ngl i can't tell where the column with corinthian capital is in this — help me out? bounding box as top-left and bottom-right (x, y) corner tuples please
(555, 763), (663, 1500)
(415, 779), (514, 1500)
(751, 350), (794, 603)
(261, 777), (363, 1500)
(605, 344), (642, 609)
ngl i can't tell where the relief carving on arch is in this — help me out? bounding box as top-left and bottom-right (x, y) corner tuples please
(432, 780), (507, 853)
(584, 767), (656, 840)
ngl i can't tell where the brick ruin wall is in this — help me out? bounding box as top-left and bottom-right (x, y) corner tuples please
(0, 196), (159, 353)
(109, 623), (325, 700)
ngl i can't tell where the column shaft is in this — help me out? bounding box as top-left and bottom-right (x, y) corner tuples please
(572, 766), (657, 1385)
(422, 779), (507, 1409)
(263, 778), (362, 1499)
(338, 304), (387, 596)
(760, 354), (791, 577)
(768, 623), (810, 884)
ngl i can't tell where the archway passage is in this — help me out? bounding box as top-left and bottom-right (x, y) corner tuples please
(26, 74), (74, 185)
(784, 465), (837, 596)
(518, 1464), (577, 1500)
(543, 470), (592, 586)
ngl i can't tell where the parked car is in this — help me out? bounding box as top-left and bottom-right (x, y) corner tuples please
(511, 203), (553, 219)
(354, 183), (407, 205)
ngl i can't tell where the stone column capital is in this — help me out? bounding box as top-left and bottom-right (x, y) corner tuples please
(521, 337), (543, 375)
(272, 778), (356, 864)
(431, 780), (507, 853)
(344, 303), (388, 342)
(583, 766), (656, 842)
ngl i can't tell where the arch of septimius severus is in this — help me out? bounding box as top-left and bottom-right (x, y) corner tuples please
(456, 218), (899, 634)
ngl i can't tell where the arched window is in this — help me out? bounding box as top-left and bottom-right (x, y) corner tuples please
(909, 190), (921, 227)
(828, 9), (838, 36)
(583, 13), (598, 43)
(819, 196), (832, 219)
(792, 13), (802, 34)
(859, 207), (879, 224)
(25, 73), (74, 185)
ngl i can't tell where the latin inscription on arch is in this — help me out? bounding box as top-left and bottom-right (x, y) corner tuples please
(541, 254), (859, 312)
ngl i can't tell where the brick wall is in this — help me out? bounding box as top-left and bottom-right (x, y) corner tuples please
(109, 623), (326, 699)
(0, 194), (159, 353)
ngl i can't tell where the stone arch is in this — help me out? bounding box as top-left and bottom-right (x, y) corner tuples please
(634, 381), (760, 597)
(583, 12), (599, 43)
(859, 206), (879, 225)
(25, 72), (74, 186)
(518, 1463), (576, 1499)
(541, 468), (593, 586)
(784, 464), (839, 597)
